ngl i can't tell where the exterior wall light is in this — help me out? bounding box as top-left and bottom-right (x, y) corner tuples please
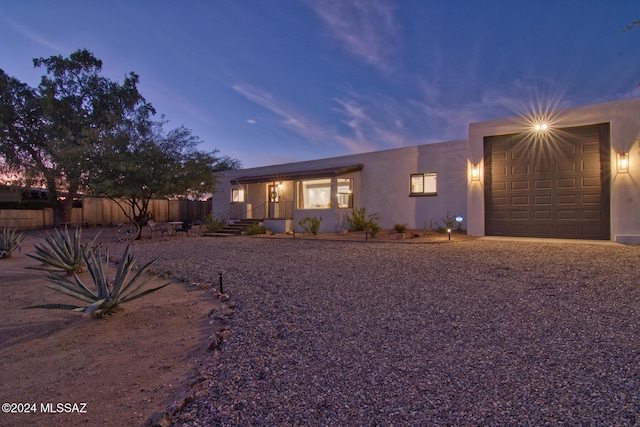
(618, 152), (629, 173)
(534, 123), (548, 131)
(471, 163), (480, 181)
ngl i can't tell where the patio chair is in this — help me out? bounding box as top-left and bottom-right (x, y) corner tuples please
(147, 219), (169, 238)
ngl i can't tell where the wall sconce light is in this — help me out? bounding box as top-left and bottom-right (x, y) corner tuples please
(618, 153), (629, 173)
(471, 163), (480, 181)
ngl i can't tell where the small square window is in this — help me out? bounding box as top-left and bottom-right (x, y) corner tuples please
(231, 188), (245, 203)
(410, 172), (437, 196)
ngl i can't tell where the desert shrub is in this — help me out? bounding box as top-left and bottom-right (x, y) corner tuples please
(24, 244), (170, 318)
(436, 211), (463, 233)
(244, 223), (268, 235)
(203, 212), (226, 233)
(393, 223), (408, 233)
(0, 227), (26, 259)
(205, 220), (225, 233)
(298, 216), (322, 235)
(347, 208), (381, 237)
(27, 227), (100, 274)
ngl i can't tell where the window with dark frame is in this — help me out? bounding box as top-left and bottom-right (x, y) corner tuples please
(231, 188), (245, 203)
(410, 172), (437, 196)
(336, 178), (353, 208)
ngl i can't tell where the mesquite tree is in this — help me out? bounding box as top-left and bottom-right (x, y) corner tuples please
(0, 49), (150, 225)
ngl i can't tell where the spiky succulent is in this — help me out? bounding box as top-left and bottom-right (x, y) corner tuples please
(27, 227), (100, 274)
(0, 227), (26, 259)
(24, 244), (171, 317)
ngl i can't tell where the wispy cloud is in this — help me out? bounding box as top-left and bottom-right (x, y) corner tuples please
(331, 83), (477, 152)
(3, 17), (66, 52)
(232, 83), (328, 141)
(308, 0), (399, 73)
(246, 119), (257, 124)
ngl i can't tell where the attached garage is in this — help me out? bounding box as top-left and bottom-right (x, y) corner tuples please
(484, 123), (611, 240)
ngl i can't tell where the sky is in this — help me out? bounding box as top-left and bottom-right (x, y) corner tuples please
(2, 1), (640, 168)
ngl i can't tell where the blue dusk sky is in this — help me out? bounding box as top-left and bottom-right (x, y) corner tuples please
(2, 1), (640, 168)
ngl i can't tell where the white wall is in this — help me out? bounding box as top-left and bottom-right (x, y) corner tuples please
(467, 97), (640, 242)
(212, 139), (468, 232)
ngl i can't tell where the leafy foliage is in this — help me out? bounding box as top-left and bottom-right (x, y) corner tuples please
(0, 50), (150, 225)
(87, 121), (240, 239)
(347, 207), (381, 237)
(27, 227), (100, 274)
(436, 211), (462, 233)
(0, 227), (25, 259)
(24, 244), (170, 317)
(393, 223), (408, 233)
(298, 216), (322, 235)
(244, 223), (268, 235)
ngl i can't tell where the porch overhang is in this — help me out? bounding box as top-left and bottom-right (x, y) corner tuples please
(231, 163), (363, 185)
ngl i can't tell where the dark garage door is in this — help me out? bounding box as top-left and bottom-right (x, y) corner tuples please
(484, 123), (610, 239)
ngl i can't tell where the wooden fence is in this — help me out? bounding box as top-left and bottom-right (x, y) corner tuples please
(0, 197), (211, 230)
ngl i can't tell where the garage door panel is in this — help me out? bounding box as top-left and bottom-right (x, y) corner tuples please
(511, 180), (529, 190)
(532, 224), (553, 235)
(511, 210), (530, 220)
(511, 165), (529, 175)
(534, 210), (552, 220)
(534, 163), (552, 173)
(558, 210), (578, 220)
(557, 162), (577, 172)
(582, 161), (600, 171)
(534, 195), (552, 205)
(492, 196), (508, 206)
(582, 194), (601, 204)
(557, 178), (576, 188)
(534, 179), (552, 189)
(484, 123), (610, 239)
(582, 177), (601, 188)
(582, 143), (600, 154)
(583, 210), (602, 220)
(557, 194), (576, 204)
(511, 196), (529, 205)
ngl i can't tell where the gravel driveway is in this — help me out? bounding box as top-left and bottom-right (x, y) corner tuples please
(122, 235), (639, 426)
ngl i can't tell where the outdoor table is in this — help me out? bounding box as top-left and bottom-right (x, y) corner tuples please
(167, 221), (183, 236)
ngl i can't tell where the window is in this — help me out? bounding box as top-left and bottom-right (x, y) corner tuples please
(297, 178), (331, 209)
(410, 172), (437, 196)
(231, 188), (245, 203)
(336, 178), (353, 208)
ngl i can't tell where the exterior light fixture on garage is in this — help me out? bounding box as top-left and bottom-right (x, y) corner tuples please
(618, 152), (629, 173)
(471, 163), (480, 181)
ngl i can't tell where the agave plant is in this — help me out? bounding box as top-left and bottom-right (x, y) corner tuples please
(0, 227), (26, 259)
(27, 227), (100, 274)
(24, 244), (171, 317)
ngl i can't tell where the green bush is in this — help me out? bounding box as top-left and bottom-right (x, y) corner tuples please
(24, 244), (170, 318)
(205, 220), (225, 233)
(298, 216), (322, 235)
(244, 223), (268, 235)
(347, 208), (381, 237)
(436, 211), (462, 233)
(203, 212), (226, 233)
(0, 227), (26, 259)
(393, 223), (408, 233)
(27, 227), (100, 274)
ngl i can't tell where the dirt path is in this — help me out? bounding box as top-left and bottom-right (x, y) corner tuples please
(0, 232), (213, 427)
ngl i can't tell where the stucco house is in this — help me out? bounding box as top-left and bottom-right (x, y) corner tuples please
(212, 97), (640, 243)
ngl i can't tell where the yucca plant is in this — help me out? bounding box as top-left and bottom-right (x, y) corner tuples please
(27, 227), (100, 274)
(24, 244), (171, 317)
(0, 227), (26, 259)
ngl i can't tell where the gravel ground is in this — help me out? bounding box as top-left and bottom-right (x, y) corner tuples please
(22, 229), (640, 426)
